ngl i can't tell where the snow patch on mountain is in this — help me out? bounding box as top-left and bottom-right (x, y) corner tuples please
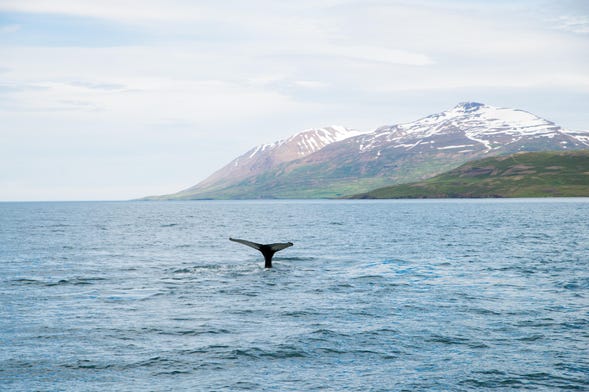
(185, 125), (365, 193)
(355, 102), (586, 154)
(248, 126), (365, 159)
(566, 130), (589, 145)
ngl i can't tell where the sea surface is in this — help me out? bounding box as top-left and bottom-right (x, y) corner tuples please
(1, 199), (588, 391)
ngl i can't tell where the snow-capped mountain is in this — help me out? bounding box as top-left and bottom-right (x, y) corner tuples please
(274, 102), (589, 195)
(150, 102), (589, 199)
(247, 125), (364, 160)
(176, 126), (364, 196)
(566, 130), (589, 145)
(350, 102), (585, 155)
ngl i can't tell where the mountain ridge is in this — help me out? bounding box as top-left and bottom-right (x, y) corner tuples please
(145, 102), (589, 200)
(158, 126), (364, 199)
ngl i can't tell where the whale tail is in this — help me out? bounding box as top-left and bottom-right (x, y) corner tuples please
(230, 238), (293, 268)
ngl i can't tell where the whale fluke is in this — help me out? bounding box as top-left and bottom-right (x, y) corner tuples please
(230, 238), (293, 268)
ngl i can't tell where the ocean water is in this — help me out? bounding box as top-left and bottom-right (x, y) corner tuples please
(1, 199), (588, 391)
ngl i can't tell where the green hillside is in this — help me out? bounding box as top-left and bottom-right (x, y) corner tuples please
(349, 150), (589, 199)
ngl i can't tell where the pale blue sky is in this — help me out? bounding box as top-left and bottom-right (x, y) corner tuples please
(1, 0), (588, 200)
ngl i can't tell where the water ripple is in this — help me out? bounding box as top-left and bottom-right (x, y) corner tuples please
(2, 200), (588, 391)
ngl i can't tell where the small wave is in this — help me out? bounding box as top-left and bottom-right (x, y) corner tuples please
(517, 334), (544, 342)
(262, 345), (308, 359)
(48, 223), (69, 228)
(10, 278), (42, 285)
(46, 279), (74, 286)
(366, 327), (400, 335)
(153, 370), (191, 376)
(46, 223), (70, 232)
(125, 356), (190, 370)
(52, 277), (107, 286)
(158, 328), (231, 336)
(556, 278), (589, 291)
(351, 348), (383, 356)
(460, 377), (524, 388)
(62, 360), (113, 370)
(228, 348), (262, 359)
(308, 328), (350, 342)
(231, 381), (262, 390)
(326, 282), (355, 293)
(474, 369), (508, 376)
(11, 277), (107, 287)
(274, 256), (315, 261)
(427, 334), (470, 346)
(351, 274), (388, 281)
(467, 371), (589, 390)
(562, 320), (588, 330)
(167, 264), (221, 274)
(160, 223), (179, 227)
(319, 347), (346, 354)
(470, 307), (502, 316)
(228, 345), (308, 360)
(281, 310), (318, 317)
(139, 292), (165, 301)
(516, 319), (555, 328)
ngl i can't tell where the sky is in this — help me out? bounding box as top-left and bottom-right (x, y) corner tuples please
(1, 0), (588, 201)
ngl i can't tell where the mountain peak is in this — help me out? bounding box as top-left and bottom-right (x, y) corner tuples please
(357, 101), (582, 155)
(177, 125), (363, 195)
(453, 101), (486, 112)
(254, 126), (363, 159)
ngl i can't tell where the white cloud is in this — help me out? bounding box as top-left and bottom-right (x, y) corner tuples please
(301, 44), (434, 66)
(0, 45), (294, 112)
(2, 76), (303, 127)
(555, 15), (589, 34)
(0, 23), (21, 33)
(0, 0), (214, 23)
(247, 74), (290, 87)
(293, 80), (329, 89)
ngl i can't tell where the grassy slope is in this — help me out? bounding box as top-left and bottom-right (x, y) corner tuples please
(350, 150), (589, 199)
(153, 155), (471, 199)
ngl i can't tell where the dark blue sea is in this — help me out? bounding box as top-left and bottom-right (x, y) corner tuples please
(1, 199), (588, 391)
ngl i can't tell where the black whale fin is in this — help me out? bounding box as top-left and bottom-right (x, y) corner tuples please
(230, 238), (293, 268)
(229, 238), (262, 251)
